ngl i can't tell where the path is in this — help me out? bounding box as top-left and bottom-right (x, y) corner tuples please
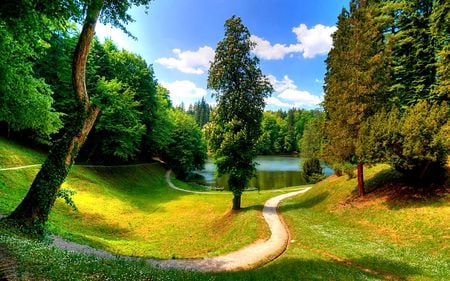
(1, 163), (311, 272)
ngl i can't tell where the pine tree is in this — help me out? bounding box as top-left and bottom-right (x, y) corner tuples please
(323, 0), (388, 196)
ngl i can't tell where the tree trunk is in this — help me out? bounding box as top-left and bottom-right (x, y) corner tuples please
(232, 194), (241, 210)
(357, 162), (365, 197)
(6, 2), (103, 232)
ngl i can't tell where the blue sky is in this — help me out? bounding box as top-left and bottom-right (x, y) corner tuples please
(96, 0), (349, 110)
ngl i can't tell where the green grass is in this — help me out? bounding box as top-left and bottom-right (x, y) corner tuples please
(1, 137), (449, 280)
(0, 137), (275, 259)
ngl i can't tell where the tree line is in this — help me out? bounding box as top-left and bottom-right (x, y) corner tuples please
(322, 0), (449, 195)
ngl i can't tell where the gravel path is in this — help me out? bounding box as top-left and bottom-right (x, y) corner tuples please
(1, 163), (311, 272)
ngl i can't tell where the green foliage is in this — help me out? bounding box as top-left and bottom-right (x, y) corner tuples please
(0, 19), (62, 140)
(91, 78), (146, 161)
(258, 112), (287, 154)
(56, 188), (78, 212)
(300, 112), (325, 159)
(384, 0), (441, 104)
(187, 97), (211, 128)
(301, 158), (324, 183)
(207, 16), (273, 205)
(146, 85), (175, 155)
(430, 0), (450, 99)
(359, 101), (449, 183)
(161, 110), (207, 180)
(323, 1), (388, 166)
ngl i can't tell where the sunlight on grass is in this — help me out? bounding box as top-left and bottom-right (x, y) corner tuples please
(0, 138), (275, 259)
(1, 137), (449, 280)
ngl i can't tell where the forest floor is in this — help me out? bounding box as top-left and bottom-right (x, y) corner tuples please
(1, 137), (449, 280)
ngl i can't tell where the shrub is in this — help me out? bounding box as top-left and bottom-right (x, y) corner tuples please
(358, 101), (449, 184)
(302, 158), (325, 183)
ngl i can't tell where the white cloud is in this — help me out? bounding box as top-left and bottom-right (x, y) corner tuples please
(267, 74), (296, 93)
(251, 23), (336, 60)
(95, 23), (133, 51)
(160, 80), (207, 106)
(265, 75), (323, 108)
(292, 24), (337, 58)
(156, 46), (215, 74)
(265, 97), (293, 108)
(250, 35), (302, 60)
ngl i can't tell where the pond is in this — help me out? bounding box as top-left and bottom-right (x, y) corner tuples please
(191, 155), (333, 190)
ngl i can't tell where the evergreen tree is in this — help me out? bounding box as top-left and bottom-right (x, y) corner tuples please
(323, 0), (388, 196)
(386, 0), (438, 105)
(207, 16), (273, 210)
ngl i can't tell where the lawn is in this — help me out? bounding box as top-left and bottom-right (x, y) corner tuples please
(1, 137), (449, 280)
(0, 138), (281, 259)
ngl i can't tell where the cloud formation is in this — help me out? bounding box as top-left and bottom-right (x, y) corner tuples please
(292, 24), (337, 58)
(250, 35), (303, 60)
(160, 80), (207, 106)
(251, 24), (337, 60)
(266, 75), (323, 108)
(156, 46), (215, 74)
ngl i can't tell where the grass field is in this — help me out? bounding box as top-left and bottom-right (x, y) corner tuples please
(0, 138), (280, 259)
(1, 137), (449, 280)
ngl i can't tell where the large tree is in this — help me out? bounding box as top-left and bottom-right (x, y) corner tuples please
(0, 1), (66, 140)
(207, 16), (272, 210)
(4, 0), (152, 233)
(323, 0), (388, 196)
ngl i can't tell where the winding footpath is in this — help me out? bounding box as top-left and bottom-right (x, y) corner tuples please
(1, 163), (311, 272)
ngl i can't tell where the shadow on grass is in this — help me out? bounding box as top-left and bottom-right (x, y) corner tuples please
(240, 192), (329, 213)
(216, 256), (422, 281)
(348, 167), (449, 210)
(279, 191), (329, 212)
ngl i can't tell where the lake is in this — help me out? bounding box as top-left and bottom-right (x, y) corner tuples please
(192, 155), (333, 190)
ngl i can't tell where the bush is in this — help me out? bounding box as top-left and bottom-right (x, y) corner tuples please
(358, 101), (449, 184)
(302, 158), (325, 183)
(331, 162), (356, 179)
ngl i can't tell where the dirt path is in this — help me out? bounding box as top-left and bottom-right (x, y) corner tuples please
(147, 184), (310, 271)
(1, 163), (311, 272)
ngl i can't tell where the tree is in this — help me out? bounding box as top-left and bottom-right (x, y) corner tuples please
(5, 0), (153, 233)
(358, 101), (449, 183)
(161, 110), (207, 180)
(384, 0), (439, 105)
(187, 97), (211, 127)
(300, 112), (325, 159)
(90, 78), (146, 161)
(146, 85), (175, 155)
(207, 15), (273, 210)
(323, 0), (388, 196)
(302, 158), (324, 184)
(0, 1), (65, 140)
(430, 0), (450, 100)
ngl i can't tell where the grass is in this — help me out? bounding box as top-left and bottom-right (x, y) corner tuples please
(0, 137), (276, 259)
(1, 137), (449, 280)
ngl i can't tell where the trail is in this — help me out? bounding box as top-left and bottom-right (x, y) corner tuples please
(1, 163), (311, 272)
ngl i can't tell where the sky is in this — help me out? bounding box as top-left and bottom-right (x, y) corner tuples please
(96, 0), (349, 110)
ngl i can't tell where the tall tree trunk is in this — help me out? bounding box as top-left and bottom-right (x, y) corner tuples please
(6, 2), (103, 232)
(232, 194), (241, 210)
(357, 162), (365, 197)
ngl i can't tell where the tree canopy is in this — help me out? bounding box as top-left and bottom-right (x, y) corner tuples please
(207, 15), (273, 210)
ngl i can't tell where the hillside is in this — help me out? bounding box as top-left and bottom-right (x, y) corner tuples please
(1, 138), (449, 280)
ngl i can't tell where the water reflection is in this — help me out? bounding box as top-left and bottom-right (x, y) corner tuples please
(192, 155), (333, 190)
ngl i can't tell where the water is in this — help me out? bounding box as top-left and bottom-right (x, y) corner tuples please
(192, 155), (333, 190)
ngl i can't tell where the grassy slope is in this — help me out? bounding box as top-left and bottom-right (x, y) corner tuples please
(0, 137), (275, 259)
(1, 137), (449, 280)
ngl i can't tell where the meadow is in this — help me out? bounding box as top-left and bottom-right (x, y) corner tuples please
(1, 137), (449, 280)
